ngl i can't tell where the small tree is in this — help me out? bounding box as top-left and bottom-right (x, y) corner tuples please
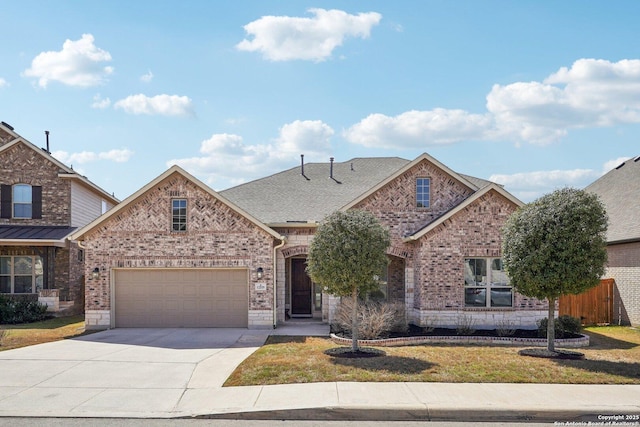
(306, 210), (390, 352)
(502, 188), (608, 353)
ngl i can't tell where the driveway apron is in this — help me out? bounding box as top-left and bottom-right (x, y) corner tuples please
(0, 328), (269, 418)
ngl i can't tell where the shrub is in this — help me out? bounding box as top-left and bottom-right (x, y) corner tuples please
(0, 294), (49, 324)
(537, 315), (582, 338)
(495, 319), (517, 337)
(333, 297), (407, 340)
(455, 314), (477, 336)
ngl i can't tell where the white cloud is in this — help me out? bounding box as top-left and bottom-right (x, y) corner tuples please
(487, 59), (640, 144)
(0, 78), (8, 88)
(236, 8), (382, 62)
(91, 93), (111, 109)
(487, 157), (630, 202)
(114, 94), (194, 116)
(52, 148), (133, 165)
(140, 70), (154, 83)
(23, 34), (113, 88)
(346, 58), (640, 148)
(168, 120), (334, 188)
(344, 109), (492, 148)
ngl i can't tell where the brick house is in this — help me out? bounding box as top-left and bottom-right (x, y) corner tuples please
(0, 122), (118, 313)
(72, 153), (548, 330)
(586, 156), (640, 326)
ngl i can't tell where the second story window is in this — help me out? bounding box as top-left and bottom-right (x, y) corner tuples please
(1, 184), (42, 220)
(13, 184), (32, 218)
(416, 178), (430, 208)
(172, 199), (187, 231)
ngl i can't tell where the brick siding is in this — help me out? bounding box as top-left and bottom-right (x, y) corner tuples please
(0, 143), (71, 226)
(82, 173), (276, 327)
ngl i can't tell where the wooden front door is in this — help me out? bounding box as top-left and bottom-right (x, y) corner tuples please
(291, 258), (312, 316)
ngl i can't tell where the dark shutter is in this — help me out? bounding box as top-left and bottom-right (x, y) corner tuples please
(0, 184), (10, 219)
(32, 186), (42, 219)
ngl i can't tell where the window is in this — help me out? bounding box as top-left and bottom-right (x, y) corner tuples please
(416, 178), (430, 208)
(13, 184), (32, 218)
(0, 184), (42, 219)
(0, 256), (43, 294)
(101, 199), (108, 214)
(464, 258), (512, 307)
(172, 199), (187, 231)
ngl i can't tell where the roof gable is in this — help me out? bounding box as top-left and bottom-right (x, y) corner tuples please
(0, 130), (118, 205)
(585, 156), (640, 243)
(341, 153), (479, 211)
(71, 165), (283, 241)
(404, 183), (523, 242)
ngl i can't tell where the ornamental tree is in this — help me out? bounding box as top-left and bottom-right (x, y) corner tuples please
(502, 188), (608, 352)
(306, 210), (390, 352)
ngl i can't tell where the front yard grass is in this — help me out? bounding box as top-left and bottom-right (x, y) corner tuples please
(0, 315), (86, 351)
(225, 326), (640, 386)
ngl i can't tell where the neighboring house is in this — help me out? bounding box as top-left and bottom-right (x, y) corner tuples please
(586, 156), (640, 326)
(0, 121), (118, 313)
(72, 153), (549, 330)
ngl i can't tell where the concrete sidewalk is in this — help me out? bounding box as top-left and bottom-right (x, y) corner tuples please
(0, 326), (638, 422)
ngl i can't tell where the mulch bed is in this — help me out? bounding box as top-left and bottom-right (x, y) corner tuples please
(332, 324), (583, 340)
(324, 346), (386, 358)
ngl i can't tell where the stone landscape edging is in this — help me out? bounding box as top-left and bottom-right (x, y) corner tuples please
(329, 333), (590, 348)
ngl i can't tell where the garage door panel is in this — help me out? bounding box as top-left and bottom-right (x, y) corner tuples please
(114, 269), (248, 328)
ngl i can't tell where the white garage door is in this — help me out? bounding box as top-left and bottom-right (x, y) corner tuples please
(114, 269), (248, 328)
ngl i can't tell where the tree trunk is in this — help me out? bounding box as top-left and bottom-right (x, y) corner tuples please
(547, 297), (555, 353)
(351, 288), (359, 352)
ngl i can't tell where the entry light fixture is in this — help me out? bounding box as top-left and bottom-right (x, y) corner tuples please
(92, 267), (100, 280)
(256, 267), (264, 280)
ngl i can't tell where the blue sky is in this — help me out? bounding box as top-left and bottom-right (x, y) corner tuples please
(1, 1), (639, 202)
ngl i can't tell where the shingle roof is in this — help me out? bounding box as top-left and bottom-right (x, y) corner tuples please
(0, 225), (76, 241)
(221, 157), (411, 224)
(585, 156), (640, 243)
(220, 156), (497, 225)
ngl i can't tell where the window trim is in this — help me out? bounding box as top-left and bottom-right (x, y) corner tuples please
(12, 184), (32, 219)
(416, 177), (431, 209)
(463, 257), (512, 308)
(171, 198), (187, 232)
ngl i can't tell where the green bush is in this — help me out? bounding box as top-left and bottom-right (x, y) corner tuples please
(537, 315), (582, 338)
(0, 294), (49, 324)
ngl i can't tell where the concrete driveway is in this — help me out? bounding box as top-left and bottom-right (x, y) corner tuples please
(0, 328), (270, 418)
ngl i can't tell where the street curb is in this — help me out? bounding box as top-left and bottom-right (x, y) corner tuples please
(193, 407), (631, 423)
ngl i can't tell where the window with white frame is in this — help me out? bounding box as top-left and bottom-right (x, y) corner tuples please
(464, 258), (512, 307)
(13, 184), (32, 218)
(416, 178), (430, 208)
(171, 199), (187, 232)
(0, 256), (44, 294)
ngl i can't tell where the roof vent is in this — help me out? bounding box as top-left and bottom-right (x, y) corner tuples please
(615, 162), (625, 170)
(1, 121), (14, 131)
(300, 154), (310, 181)
(329, 157), (341, 184)
(44, 130), (50, 154)
(634, 156), (640, 162)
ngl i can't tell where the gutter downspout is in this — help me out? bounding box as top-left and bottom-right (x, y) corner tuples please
(273, 236), (286, 329)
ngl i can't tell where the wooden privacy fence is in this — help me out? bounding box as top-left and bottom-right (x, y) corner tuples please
(559, 279), (614, 325)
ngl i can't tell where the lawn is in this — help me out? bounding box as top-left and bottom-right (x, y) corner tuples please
(225, 326), (640, 386)
(0, 315), (87, 351)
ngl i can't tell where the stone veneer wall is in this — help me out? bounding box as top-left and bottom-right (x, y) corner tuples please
(606, 242), (640, 326)
(82, 173), (276, 329)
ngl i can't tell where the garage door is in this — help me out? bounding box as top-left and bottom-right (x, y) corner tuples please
(114, 269), (248, 328)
